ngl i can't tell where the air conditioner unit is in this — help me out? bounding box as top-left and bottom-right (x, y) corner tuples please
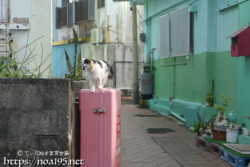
(91, 28), (105, 44)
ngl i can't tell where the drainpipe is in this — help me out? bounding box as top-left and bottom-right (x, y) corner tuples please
(132, 4), (139, 104)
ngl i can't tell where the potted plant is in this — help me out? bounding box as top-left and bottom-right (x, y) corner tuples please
(212, 93), (232, 141)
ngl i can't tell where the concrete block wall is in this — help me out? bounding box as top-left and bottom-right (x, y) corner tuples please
(0, 79), (88, 166)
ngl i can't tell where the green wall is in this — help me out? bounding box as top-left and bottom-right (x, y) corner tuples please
(140, 0), (250, 129)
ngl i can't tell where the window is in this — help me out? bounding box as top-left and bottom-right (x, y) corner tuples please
(75, 0), (88, 23)
(0, 0), (8, 23)
(56, 0), (73, 29)
(160, 7), (194, 57)
(75, 0), (95, 24)
(98, 0), (105, 9)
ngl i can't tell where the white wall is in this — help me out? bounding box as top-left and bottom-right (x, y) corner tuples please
(29, 0), (52, 77)
(52, 0), (144, 44)
(0, 0), (52, 77)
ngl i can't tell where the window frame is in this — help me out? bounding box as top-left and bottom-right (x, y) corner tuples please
(56, 0), (73, 29)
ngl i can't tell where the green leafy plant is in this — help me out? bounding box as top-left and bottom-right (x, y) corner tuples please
(65, 28), (82, 80)
(214, 93), (232, 115)
(0, 34), (52, 78)
(193, 120), (208, 136)
(206, 80), (215, 107)
(206, 93), (214, 107)
(193, 111), (215, 136)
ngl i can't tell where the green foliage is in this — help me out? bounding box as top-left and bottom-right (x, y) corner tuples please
(206, 80), (215, 107)
(65, 28), (82, 80)
(214, 93), (232, 115)
(193, 109), (215, 136)
(193, 120), (208, 136)
(0, 35), (52, 78)
(206, 93), (214, 107)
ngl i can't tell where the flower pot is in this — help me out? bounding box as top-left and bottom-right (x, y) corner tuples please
(226, 130), (238, 143)
(211, 129), (226, 141)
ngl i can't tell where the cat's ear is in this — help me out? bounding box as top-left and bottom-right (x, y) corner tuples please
(84, 59), (91, 64)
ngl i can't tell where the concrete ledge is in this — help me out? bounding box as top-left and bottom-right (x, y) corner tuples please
(149, 98), (216, 128)
(148, 98), (171, 116)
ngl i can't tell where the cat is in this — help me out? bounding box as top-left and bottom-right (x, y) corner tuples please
(82, 58), (113, 92)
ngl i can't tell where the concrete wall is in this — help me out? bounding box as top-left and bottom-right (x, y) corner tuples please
(0, 79), (88, 165)
(0, 0), (52, 77)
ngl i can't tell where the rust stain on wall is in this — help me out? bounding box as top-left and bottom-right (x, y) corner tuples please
(107, 15), (111, 43)
(13, 18), (29, 26)
(78, 21), (94, 38)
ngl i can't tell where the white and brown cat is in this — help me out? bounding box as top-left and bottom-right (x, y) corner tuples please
(82, 58), (113, 92)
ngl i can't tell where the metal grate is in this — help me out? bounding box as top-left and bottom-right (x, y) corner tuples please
(56, 6), (67, 28)
(75, 0), (88, 24)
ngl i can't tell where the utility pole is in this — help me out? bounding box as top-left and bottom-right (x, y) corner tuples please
(132, 4), (139, 104)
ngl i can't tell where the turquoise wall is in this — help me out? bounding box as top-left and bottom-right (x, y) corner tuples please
(140, 0), (250, 129)
(52, 44), (81, 78)
(237, 1), (250, 129)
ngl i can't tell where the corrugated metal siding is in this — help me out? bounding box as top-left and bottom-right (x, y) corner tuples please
(160, 14), (170, 57)
(170, 7), (190, 56)
(52, 44), (81, 78)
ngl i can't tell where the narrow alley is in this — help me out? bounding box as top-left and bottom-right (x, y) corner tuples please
(121, 105), (231, 167)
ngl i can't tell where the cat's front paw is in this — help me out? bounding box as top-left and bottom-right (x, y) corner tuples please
(90, 87), (95, 93)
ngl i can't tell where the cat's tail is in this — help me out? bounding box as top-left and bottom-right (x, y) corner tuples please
(108, 66), (114, 79)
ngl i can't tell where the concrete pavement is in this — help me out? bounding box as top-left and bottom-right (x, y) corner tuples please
(121, 104), (231, 167)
